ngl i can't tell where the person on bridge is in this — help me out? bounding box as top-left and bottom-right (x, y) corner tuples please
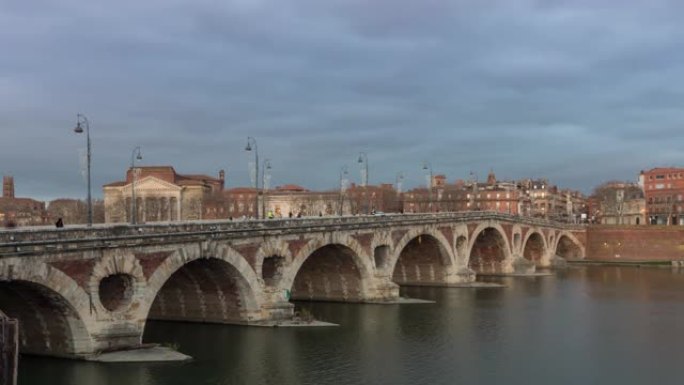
(55, 218), (64, 228)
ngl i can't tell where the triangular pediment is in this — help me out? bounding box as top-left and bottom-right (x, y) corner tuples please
(122, 176), (182, 193)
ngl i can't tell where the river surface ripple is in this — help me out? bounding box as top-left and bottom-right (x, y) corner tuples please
(19, 266), (684, 385)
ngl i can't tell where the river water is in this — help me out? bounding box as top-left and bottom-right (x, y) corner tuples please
(18, 266), (684, 385)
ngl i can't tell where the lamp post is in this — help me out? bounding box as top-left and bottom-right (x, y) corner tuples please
(395, 172), (405, 193)
(423, 161), (433, 212)
(357, 152), (369, 214)
(245, 137), (259, 219)
(396, 172), (405, 213)
(130, 146), (143, 224)
(469, 171), (478, 211)
(339, 165), (348, 215)
(262, 159), (271, 218)
(73, 114), (92, 226)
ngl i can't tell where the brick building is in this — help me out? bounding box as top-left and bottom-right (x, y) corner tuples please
(403, 171), (531, 215)
(266, 185), (343, 217)
(639, 167), (684, 225)
(204, 183), (401, 219)
(0, 176), (48, 227)
(345, 183), (401, 214)
(401, 171), (585, 222)
(103, 166), (224, 223)
(520, 178), (586, 221)
(203, 187), (257, 219)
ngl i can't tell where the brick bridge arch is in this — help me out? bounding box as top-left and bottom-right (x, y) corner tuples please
(280, 235), (377, 302)
(521, 229), (548, 264)
(140, 244), (264, 327)
(390, 226), (456, 286)
(468, 222), (512, 273)
(0, 260), (93, 357)
(554, 231), (586, 260)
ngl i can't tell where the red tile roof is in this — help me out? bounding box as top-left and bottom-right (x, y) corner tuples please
(276, 184), (308, 192)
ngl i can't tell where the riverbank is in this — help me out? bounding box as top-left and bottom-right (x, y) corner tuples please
(586, 225), (684, 262)
(569, 259), (673, 267)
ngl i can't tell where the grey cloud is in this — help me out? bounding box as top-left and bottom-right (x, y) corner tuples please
(2, 0), (684, 199)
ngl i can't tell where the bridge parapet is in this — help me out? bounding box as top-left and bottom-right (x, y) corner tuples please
(0, 212), (583, 257)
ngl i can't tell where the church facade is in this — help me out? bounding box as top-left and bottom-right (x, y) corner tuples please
(103, 166), (224, 223)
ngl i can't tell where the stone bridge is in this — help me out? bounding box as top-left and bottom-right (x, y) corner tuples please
(0, 212), (585, 359)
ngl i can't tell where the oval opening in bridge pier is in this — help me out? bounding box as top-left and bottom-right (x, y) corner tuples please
(374, 246), (390, 270)
(523, 233), (545, 262)
(262, 256), (286, 286)
(456, 236), (467, 258)
(99, 274), (134, 312)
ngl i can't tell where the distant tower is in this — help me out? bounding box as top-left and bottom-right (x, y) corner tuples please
(487, 169), (496, 186)
(218, 170), (225, 190)
(3, 176), (14, 198)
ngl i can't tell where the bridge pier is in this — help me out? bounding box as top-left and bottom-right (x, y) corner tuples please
(366, 276), (400, 301)
(505, 255), (537, 274)
(259, 287), (295, 321)
(88, 321), (146, 355)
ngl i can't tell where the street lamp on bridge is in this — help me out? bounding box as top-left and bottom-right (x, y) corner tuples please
(396, 172), (405, 213)
(358, 152), (370, 214)
(423, 161), (433, 212)
(73, 114), (93, 227)
(245, 137), (259, 219)
(395, 172), (405, 194)
(339, 165), (349, 215)
(130, 146), (143, 225)
(262, 158), (272, 217)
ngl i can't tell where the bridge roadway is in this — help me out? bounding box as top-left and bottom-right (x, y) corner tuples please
(0, 212), (585, 359)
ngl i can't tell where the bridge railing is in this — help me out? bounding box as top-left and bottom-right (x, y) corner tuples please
(0, 212), (584, 257)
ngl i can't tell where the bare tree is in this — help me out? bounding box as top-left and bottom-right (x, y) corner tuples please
(591, 182), (642, 224)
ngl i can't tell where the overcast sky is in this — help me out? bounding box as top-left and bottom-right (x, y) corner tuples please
(2, 0), (684, 200)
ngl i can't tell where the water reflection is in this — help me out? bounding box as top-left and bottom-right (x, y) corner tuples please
(18, 266), (684, 385)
